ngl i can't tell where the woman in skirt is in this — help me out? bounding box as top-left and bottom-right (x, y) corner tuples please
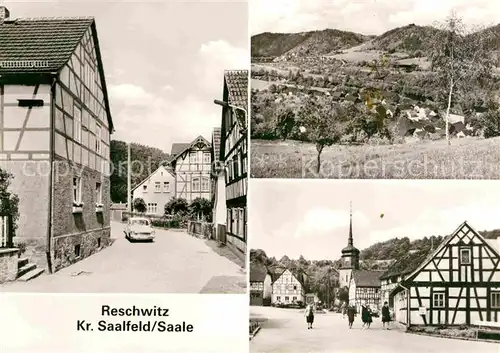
(305, 303), (315, 329)
(381, 301), (391, 330)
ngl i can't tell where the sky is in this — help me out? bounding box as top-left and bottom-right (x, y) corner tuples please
(250, 0), (500, 35)
(4, 0), (248, 154)
(250, 180), (500, 261)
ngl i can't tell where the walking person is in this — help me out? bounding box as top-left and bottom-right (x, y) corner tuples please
(341, 301), (347, 319)
(382, 302), (391, 330)
(347, 304), (356, 329)
(305, 303), (315, 329)
(366, 306), (373, 329)
(361, 302), (371, 329)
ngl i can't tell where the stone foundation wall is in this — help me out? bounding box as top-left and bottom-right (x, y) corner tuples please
(0, 248), (19, 283)
(52, 227), (111, 272)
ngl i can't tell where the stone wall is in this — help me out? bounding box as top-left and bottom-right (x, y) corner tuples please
(0, 248), (19, 283)
(52, 227), (111, 271)
(51, 157), (111, 271)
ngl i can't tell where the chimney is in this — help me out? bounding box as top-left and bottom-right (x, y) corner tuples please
(0, 6), (10, 24)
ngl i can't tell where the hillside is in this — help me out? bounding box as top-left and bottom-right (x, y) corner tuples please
(251, 29), (372, 59)
(110, 140), (171, 203)
(367, 24), (444, 54)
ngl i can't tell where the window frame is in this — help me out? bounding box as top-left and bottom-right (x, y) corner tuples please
(433, 292), (445, 308)
(154, 182), (161, 193)
(95, 182), (102, 204)
(73, 175), (82, 204)
(192, 177), (200, 192)
(460, 248), (471, 265)
(491, 291), (500, 309)
(74, 105), (82, 143)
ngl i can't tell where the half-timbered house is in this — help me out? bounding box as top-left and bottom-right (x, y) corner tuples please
(131, 165), (175, 215)
(0, 8), (113, 274)
(211, 127), (226, 243)
(271, 268), (306, 305)
(218, 70), (248, 255)
(349, 270), (383, 313)
(169, 136), (212, 203)
(250, 264), (272, 306)
(391, 221), (500, 326)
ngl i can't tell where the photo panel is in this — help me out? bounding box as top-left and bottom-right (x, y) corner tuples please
(248, 179), (500, 353)
(0, 0), (249, 352)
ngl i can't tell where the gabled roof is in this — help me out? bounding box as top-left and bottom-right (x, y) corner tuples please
(380, 249), (430, 280)
(0, 13), (114, 131)
(250, 264), (269, 282)
(170, 143), (190, 156)
(405, 221), (500, 283)
(224, 70), (248, 111)
(0, 16), (93, 73)
(131, 165), (174, 193)
(169, 135), (211, 162)
(271, 267), (305, 287)
(212, 127), (221, 161)
(352, 270), (382, 287)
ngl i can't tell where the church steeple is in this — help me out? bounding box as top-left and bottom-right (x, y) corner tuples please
(341, 201), (360, 270)
(348, 201), (353, 247)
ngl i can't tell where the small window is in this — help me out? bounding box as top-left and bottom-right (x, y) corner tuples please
(460, 248), (471, 264)
(18, 99), (44, 107)
(492, 292), (500, 308)
(73, 176), (82, 203)
(192, 177), (200, 192)
(293, 285), (297, 290)
(163, 182), (170, 192)
(74, 244), (81, 257)
(276, 296), (281, 301)
(189, 152), (197, 164)
(95, 123), (102, 154)
(147, 203), (158, 214)
(154, 182), (161, 192)
(95, 182), (102, 204)
(201, 177), (209, 192)
(433, 292), (445, 308)
(285, 296), (289, 301)
(293, 296), (297, 301)
(203, 152), (211, 163)
(74, 106), (82, 143)
(143, 185), (147, 192)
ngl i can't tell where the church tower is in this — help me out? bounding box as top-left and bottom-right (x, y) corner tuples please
(338, 202), (360, 290)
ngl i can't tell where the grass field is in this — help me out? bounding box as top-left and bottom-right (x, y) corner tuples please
(251, 137), (500, 179)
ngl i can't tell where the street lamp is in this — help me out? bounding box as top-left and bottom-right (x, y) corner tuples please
(213, 99), (248, 133)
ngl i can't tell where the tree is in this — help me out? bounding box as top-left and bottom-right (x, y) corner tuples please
(0, 169), (19, 237)
(133, 198), (147, 213)
(298, 95), (349, 173)
(275, 105), (296, 140)
(164, 197), (189, 216)
(189, 197), (212, 221)
(429, 12), (495, 144)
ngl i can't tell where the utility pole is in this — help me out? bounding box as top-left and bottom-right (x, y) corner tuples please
(127, 142), (132, 212)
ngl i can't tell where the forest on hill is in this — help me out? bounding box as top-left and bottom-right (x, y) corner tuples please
(110, 140), (171, 203)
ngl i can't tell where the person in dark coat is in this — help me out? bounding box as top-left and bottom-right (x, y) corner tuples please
(347, 304), (356, 329)
(361, 303), (372, 329)
(305, 303), (315, 329)
(382, 301), (391, 330)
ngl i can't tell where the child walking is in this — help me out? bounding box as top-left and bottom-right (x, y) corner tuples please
(347, 304), (356, 329)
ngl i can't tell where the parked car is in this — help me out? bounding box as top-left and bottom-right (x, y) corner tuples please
(124, 217), (155, 242)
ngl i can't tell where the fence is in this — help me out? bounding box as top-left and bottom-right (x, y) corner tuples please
(0, 213), (13, 248)
(187, 221), (213, 239)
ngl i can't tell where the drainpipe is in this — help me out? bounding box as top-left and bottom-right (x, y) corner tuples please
(45, 75), (57, 274)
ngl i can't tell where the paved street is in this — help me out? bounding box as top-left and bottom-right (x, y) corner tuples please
(0, 222), (246, 293)
(250, 306), (500, 353)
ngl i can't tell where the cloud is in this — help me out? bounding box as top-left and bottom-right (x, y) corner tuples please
(109, 84), (219, 152)
(196, 40), (248, 93)
(370, 201), (500, 243)
(251, 0), (500, 35)
(295, 208), (370, 238)
(108, 84), (155, 107)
